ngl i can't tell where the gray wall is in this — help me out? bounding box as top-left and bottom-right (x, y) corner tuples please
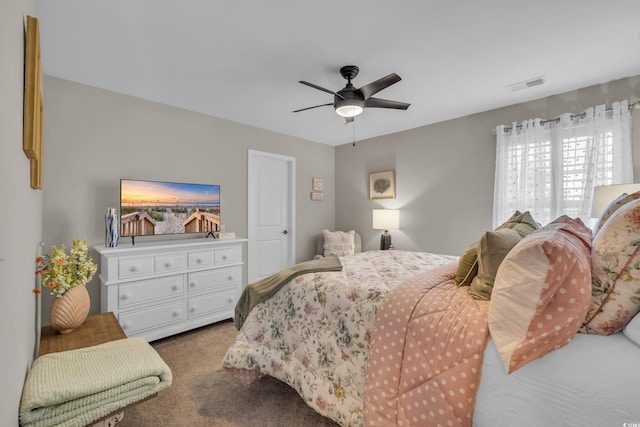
(336, 76), (640, 256)
(1, 1), (41, 425)
(42, 76), (336, 323)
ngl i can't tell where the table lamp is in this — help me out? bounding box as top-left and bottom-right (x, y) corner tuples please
(373, 209), (400, 250)
(591, 183), (640, 218)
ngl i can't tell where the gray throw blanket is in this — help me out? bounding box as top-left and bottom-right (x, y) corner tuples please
(234, 254), (343, 329)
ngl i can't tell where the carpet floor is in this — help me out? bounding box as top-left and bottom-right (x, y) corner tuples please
(117, 319), (339, 427)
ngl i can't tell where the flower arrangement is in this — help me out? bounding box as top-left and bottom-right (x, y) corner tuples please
(34, 239), (97, 298)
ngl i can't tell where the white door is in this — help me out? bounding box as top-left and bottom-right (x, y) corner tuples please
(248, 150), (295, 283)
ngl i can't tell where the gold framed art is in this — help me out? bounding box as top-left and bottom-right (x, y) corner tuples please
(24, 15), (43, 189)
(369, 170), (396, 200)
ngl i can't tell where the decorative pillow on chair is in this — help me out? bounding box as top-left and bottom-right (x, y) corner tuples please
(592, 191), (640, 236)
(322, 229), (356, 257)
(489, 216), (592, 373)
(581, 197), (640, 335)
(468, 211), (540, 300)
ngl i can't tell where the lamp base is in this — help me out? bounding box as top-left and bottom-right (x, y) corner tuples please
(380, 231), (393, 250)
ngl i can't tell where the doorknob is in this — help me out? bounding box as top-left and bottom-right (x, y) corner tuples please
(282, 230), (288, 235)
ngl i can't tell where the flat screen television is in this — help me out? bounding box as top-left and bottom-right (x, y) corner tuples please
(120, 179), (221, 238)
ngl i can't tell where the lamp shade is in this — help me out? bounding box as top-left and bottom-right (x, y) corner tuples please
(373, 209), (400, 230)
(591, 183), (640, 218)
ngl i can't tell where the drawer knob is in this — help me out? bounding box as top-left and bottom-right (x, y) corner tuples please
(228, 298), (233, 303)
(120, 293), (128, 301)
(190, 306), (196, 313)
(196, 258), (202, 264)
(164, 262), (171, 268)
(190, 282), (196, 288)
(121, 323), (129, 330)
(172, 310), (180, 317)
(222, 255), (228, 260)
(228, 275), (233, 281)
(129, 266), (137, 272)
(172, 285), (179, 291)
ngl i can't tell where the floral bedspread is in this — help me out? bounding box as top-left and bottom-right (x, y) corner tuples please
(222, 250), (457, 427)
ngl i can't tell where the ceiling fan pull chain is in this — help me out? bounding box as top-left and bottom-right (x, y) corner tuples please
(352, 119), (356, 147)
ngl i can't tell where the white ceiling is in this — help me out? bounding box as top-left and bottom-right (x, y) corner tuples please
(36, 0), (640, 147)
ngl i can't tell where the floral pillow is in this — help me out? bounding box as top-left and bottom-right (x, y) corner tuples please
(592, 191), (640, 236)
(581, 197), (640, 335)
(322, 229), (355, 257)
(489, 216), (592, 373)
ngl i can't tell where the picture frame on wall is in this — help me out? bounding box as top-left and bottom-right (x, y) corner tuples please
(369, 170), (395, 200)
(23, 15), (43, 189)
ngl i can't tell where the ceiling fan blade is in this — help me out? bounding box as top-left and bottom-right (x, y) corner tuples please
(357, 73), (401, 100)
(299, 81), (345, 100)
(292, 103), (333, 113)
(364, 97), (410, 110)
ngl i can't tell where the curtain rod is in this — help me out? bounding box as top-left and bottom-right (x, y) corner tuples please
(497, 100), (640, 133)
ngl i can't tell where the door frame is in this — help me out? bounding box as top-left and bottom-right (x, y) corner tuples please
(247, 149), (296, 283)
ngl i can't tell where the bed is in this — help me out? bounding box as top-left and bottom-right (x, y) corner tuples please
(223, 211), (640, 427)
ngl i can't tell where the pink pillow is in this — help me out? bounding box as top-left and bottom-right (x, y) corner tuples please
(489, 216), (592, 373)
(582, 197), (640, 335)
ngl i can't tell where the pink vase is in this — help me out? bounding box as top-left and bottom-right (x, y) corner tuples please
(49, 285), (90, 334)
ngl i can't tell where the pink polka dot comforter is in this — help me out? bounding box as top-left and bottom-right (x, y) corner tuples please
(223, 250), (462, 426)
(364, 263), (489, 426)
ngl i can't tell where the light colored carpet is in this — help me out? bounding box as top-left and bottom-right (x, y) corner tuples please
(117, 319), (339, 427)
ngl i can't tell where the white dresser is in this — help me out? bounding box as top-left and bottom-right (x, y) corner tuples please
(95, 238), (246, 341)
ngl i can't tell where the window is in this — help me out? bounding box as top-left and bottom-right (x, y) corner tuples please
(493, 101), (632, 228)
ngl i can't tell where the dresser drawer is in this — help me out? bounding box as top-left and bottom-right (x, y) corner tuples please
(118, 301), (187, 335)
(118, 275), (184, 308)
(155, 252), (187, 274)
(119, 257), (153, 279)
(215, 246), (242, 265)
(187, 266), (241, 294)
(188, 288), (236, 318)
(188, 250), (215, 269)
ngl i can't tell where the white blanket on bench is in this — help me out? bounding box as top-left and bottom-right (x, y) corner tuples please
(19, 337), (172, 427)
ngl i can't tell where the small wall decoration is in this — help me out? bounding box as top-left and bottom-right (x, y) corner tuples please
(310, 191), (324, 201)
(312, 177), (323, 191)
(23, 15), (43, 189)
(369, 170), (396, 200)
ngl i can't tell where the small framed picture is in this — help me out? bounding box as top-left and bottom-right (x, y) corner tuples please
(369, 170), (396, 200)
(312, 177), (323, 191)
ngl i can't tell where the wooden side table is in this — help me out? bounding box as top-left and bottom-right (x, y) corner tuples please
(38, 312), (155, 426)
(39, 312), (126, 356)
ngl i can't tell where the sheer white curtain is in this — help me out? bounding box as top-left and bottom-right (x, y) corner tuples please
(493, 100), (632, 228)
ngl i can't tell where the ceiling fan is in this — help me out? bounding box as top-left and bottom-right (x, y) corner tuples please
(293, 65), (410, 123)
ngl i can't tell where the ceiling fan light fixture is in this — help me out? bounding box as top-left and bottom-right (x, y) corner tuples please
(335, 99), (364, 118)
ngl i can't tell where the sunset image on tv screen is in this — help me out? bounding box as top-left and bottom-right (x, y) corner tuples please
(120, 179), (220, 237)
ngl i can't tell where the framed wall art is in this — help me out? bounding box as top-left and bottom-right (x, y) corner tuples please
(24, 15), (43, 189)
(369, 170), (395, 200)
(312, 177), (323, 191)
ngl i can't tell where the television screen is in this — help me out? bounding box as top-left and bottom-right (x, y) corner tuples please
(120, 179), (221, 237)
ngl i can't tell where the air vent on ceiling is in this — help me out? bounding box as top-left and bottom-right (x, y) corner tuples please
(505, 76), (546, 93)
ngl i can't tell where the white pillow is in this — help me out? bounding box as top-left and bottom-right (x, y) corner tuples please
(623, 313), (640, 347)
(322, 229), (355, 257)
